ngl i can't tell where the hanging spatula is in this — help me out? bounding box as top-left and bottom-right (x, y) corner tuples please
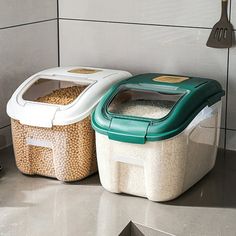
(207, 0), (233, 48)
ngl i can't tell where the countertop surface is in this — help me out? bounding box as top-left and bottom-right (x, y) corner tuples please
(1, 147), (236, 236)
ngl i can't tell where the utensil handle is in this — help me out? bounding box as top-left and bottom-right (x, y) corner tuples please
(221, 0), (228, 19)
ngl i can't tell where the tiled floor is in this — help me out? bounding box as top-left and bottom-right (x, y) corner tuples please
(0, 147), (236, 236)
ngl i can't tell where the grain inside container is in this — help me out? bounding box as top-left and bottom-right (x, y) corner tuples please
(7, 67), (131, 181)
(92, 74), (225, 201)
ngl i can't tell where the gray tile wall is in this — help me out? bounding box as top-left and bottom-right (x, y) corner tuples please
(59, 0), (235, 149)
(0, 0), (57, 28)
(0, 1), (58, 149)
(1, 1), (236, 151)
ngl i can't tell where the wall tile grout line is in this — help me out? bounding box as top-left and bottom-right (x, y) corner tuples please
(0, 124), (10, 130)
(1, 125), (235, 132)
(221, 128), (236, 131)
(224, 49), (230, 151)
(0, 18), (57, 31)
(223, 0), (232, 151)
(221, 128), (236, 132)
(225, 128), (236, 131)
(57, 0), (61, 67)
(1, 125), (234, 130)
(59, 18), (236, 32)
(59, 17), (214, 30)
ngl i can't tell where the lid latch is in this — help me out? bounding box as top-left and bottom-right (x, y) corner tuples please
(19, 102), (59, 128)
(108, 117), (150, 144)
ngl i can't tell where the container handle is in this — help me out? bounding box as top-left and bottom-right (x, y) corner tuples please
(108, 117), (150, 144)
(19, 102), (59, 128)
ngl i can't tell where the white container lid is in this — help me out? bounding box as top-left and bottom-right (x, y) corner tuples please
(7, 66), (131, 128)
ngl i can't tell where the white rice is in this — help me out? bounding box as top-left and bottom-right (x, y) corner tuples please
(109, 100), (173, 119)
(96, 102), (222, 201)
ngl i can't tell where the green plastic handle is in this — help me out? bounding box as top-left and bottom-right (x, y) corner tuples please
(108, 118), (150, 144)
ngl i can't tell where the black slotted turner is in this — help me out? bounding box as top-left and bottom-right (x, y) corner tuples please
(207, 0), (233, 48)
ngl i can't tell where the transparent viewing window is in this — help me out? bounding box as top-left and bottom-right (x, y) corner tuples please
(108, 88), (185, 119)
(23, 78), (92, 106)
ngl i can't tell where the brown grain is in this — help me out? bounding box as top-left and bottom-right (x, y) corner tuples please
(11, 86), (97, 182)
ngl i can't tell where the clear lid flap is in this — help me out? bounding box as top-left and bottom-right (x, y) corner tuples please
(108, 87), (184, 120)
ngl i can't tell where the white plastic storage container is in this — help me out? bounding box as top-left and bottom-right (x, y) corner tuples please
(7, 67), (131, 181)
(92, 74), (225, 201)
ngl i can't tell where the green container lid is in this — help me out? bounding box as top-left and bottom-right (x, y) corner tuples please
(92, 73), (225, 144)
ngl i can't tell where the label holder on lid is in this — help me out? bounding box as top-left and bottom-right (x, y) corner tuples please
(153, 76), (189, 83)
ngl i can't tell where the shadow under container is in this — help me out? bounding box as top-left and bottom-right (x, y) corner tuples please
(92, 74), (225, 201)
(7, 67), (131, 182)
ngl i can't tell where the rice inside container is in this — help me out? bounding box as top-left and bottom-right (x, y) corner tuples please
(7, 67), (131, 181)
(92, 74), (225, 201)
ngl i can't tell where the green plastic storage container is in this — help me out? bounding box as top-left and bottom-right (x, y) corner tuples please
(92, 73), (225, 201)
